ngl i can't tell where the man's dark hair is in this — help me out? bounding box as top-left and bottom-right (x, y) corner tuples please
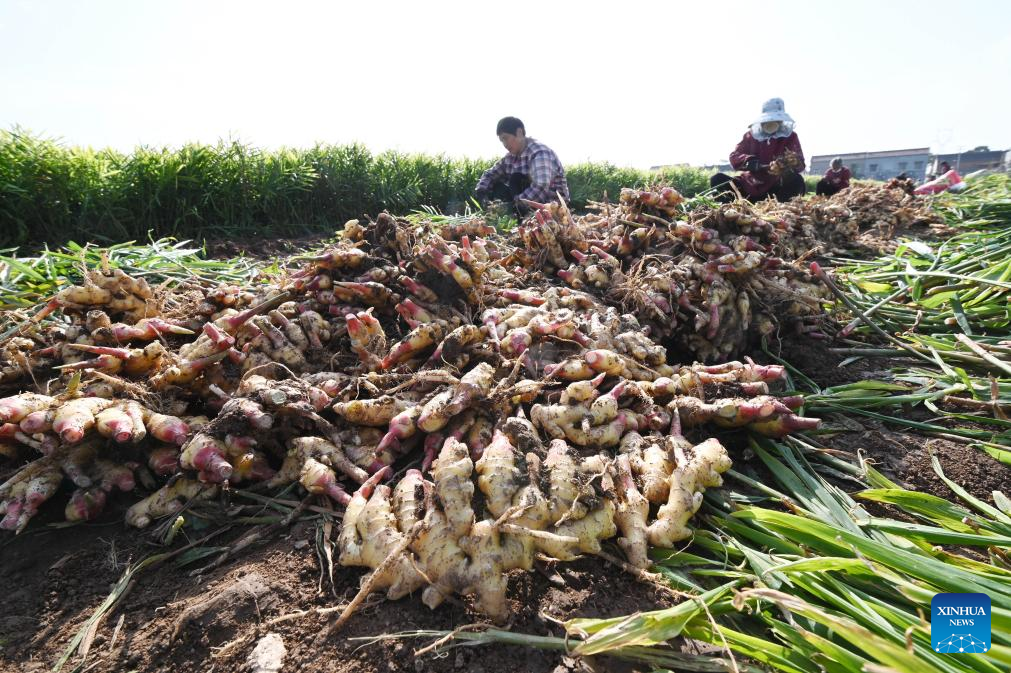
(496, 117), (525, 136)
(940, 161), (951, 171)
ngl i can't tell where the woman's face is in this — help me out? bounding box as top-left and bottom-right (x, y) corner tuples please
(761, 121), (781, 135)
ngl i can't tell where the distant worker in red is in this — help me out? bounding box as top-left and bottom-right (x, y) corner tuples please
(475, 117), (569, 216)
(816, 157), (851, 197)
(914, 161), (966, 195)
(710, 98), (806, 202)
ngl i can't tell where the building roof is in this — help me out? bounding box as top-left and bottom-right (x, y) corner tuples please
(810, 148), (931, 161)
(934, 150), (1006, 163)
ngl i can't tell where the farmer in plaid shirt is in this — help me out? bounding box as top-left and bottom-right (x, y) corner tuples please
(475, 117), (569, 216)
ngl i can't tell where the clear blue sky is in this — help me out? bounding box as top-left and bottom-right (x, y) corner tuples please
(1, 0), (1009, 168)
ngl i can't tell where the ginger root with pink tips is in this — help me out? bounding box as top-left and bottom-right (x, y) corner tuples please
(0, 438), (142, 532)
(647, 437), (731, 548)
(271, 436), (369, 492)
(93, 401), (148, 443)
(65, 487), (108, 523)
(671, 395), (818, 436)
(584, 349), (669, 382)
(613, 454), (650, 569)
(417, 363), (494, 434)
(299, 457), (352, 505)
(34, 266), (156, 324)
(10, 396), (189, 449)
(63, 460), (139, 523)
(340, 435), (618, 623)
(88, 316), (194, 344)
(619, 431), (674, 504)
(0, 462), (63, 533)
(61, 342), (167, 376)
(180, 433), (233, 483)
(531, 378), (641, 448)
(302, 245), (368, 271)
(125, 478), (219, 529)
(332, 396), (410, 427)
(429, 324), (484, 369)
(337, 467), (425, 601)
(380, 323), (444, 370)
(0, 394), (56, 424)
(52, 397), (115, 444)
(346, 310), (386, 370)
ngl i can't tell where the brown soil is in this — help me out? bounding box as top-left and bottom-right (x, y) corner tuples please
(778, 339), (1011, 505)
(3, 337), (1009, 673)
(205, 233), (333, 261)
(0, 507), (669, 673)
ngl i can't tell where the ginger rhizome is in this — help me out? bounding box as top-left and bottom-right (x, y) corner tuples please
(2, 199), (828, 625)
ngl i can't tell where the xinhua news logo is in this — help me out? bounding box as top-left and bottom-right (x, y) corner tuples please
(931, 593), (991, 653)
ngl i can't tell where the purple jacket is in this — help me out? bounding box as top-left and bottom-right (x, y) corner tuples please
(824, 166), (851, 189)
(729, 131), (806, 197)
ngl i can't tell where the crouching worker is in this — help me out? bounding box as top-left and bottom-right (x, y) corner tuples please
(474, 117), (570, 217)
(710, 98), (806, 203)
(914, 161), (966, 195)
(816, 157), (851, 196)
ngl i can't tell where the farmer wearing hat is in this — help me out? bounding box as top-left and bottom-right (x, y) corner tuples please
(710, 98), (806, 202)
(816, 157), (851, 197)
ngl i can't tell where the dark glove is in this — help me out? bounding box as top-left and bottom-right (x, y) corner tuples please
(745, 158), (761, 172)
(475, 189), (490, 207)
(513, 200), (532, 219)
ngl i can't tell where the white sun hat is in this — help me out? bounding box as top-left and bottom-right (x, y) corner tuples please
(753, 98), (794, 125)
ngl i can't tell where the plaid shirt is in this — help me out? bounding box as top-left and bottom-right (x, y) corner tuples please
(476, 138), (570, 203)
